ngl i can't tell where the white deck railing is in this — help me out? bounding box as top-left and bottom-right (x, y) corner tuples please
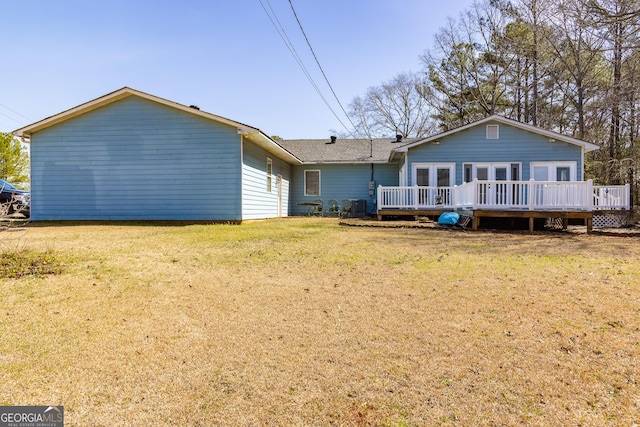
(593, 185), (631, 210)
(377, 180), (630, 211)
(377, 186), (454, 209)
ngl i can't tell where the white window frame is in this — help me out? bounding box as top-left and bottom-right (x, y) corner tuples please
(411, 163), (455, 187)
(266, 158), (273, 193)
(530, 161), (577, 181)
(304, 170), (321, 196)
(467, 162), (521, 181)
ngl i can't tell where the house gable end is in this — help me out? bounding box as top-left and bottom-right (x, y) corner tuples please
(13, 87), (302, 165)
(393, 115), (600, 155)
(405, 120), (586, 184)
(13, 87), (259, 138)
(29, 95), (245, 221)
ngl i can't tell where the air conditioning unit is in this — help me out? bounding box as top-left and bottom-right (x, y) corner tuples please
(349, 199), (366, 218)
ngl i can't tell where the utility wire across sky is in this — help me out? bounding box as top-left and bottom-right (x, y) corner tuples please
(258, 0), (367, 140)
(0, 103), (32, 131)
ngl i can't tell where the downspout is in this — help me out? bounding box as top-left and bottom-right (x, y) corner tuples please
(369, 139), (374, 213)
(22, 135), (33, 222)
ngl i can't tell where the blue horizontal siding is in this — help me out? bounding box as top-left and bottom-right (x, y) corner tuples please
(30, 96), (243, 221)
(290, 163), (399, 215)
(407, 121), (584, 185)
(241, 139), (291, 220)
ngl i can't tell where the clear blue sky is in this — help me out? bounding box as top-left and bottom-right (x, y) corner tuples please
(1, 0), (472, 139)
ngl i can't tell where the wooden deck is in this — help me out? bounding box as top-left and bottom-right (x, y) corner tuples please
(377, 208), (593, 233)
(377, 181), (631, 212)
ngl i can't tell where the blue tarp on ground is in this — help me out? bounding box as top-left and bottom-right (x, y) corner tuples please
(438, 212), (460, 226)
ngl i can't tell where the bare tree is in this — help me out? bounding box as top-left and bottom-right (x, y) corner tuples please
(347, 95), (377, 139)
(348, 72), (435, 138)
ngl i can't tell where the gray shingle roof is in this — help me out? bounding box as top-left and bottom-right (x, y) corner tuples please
(278, 137), (418, 163)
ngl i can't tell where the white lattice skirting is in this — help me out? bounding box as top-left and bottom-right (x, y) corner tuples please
(593, 213), (633, 228)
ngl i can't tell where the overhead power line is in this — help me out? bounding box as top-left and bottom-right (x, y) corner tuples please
(0, 111), (24, 125)
(287, 0), (361, 136)
(258, 0), (328, 105)
(0, 103), (32, 122)
(258, 0), (364, 139)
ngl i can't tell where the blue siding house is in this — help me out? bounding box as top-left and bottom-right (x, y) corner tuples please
(13, 88), (628, 225)
(278, 137), (417, 215)
(13, 88), (300, 221)
(372, 116), (629, 231)
(393, 116), (594, 186)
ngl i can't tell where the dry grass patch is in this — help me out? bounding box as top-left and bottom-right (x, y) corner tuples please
(0, 218), (639, 426)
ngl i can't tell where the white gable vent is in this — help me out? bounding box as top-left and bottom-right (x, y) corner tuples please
(486, 124), (499, 139)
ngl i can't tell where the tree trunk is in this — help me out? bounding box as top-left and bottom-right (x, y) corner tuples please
(531, 0), (539, 126)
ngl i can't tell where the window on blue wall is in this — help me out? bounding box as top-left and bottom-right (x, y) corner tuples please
(511, 163), (520, 180)
(266, 158), (273, 192)
(437, 168), (450, 186)
(557, 167), (571, 181)
(416, 168), (430, 186)
(531, 162), (576, 181)
(464, 164), (472, 183)
(305, 170), (320, 196)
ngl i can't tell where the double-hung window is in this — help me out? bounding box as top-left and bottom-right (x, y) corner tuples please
(304, 170), (320, 196)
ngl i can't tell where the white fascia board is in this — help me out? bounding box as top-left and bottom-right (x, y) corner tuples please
(13, 88), (133, 138)
(391, 115), (601, 154)
(244, 131), (303, 165)
(12, 87), (263, 139)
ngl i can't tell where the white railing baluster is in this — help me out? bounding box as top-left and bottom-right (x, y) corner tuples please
(377, 181), (630, 211)
(592, 183), (630, 209)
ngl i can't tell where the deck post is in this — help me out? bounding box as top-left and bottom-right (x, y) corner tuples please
(473, 179), (478, 209)
(453, 185), (458, 208)
(625, 183), (631, 209)
(529, 217), (534, 234)
(472, 216), (479, 231)
(528, 179), (535, 210)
